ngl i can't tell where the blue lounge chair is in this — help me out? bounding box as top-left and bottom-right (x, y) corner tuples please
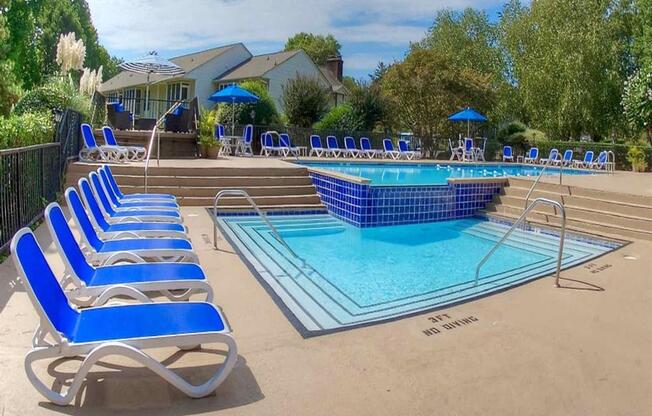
(48, 195), (210, 305)
(79, 123), (128, 163)
(77, 177), (187, 239)
(260, 132), (280, 156)
(573, 150), (594, 168)
(279, 133), (300, 157)
(342, 136), (360, 158)
(462, 138), (475, 161)
(102, 165), (176, 202)
(590, 150), (609, 170)
(360, 137), (379, 159)
(325, 136), (341, 157)
(540, 148), (559, 165)
(11, 228), (236, 405)
(55, 200), (197, 265)
(233, 124), (253, 156)
(90, 171), (183, 223)
(215, 123), (232, 155)
(398, 139), (418, 160)
(524, 147), (539, 163)
(98, 168), (179, 210)
(102, 126), (146, 161)
(309, 135), (326, 157)
(383, 139), (400, 160)
(555, 149), (573, 166)
(503, 146), (514, 162)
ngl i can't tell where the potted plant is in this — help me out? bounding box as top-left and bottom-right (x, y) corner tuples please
(197, 108), (220, 158)
(626, 145), (648, 172)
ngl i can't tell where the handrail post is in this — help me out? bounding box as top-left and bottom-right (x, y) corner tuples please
(476, 198), (567, 288)
(212, 189), (303, 262)
(143, 100), (182, 193)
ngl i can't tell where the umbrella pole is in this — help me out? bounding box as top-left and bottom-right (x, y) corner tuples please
(231, 98), (235, 135)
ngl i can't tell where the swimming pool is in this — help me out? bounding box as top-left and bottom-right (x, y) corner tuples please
(301, 162), (593, 185)
(218, 214), (620, 336)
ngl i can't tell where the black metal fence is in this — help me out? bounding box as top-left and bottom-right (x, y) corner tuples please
(0, 109), (83, 252)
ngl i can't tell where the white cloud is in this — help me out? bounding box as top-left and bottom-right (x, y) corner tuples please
(87, 0), (502, 75)
(88, 0), (501, 52)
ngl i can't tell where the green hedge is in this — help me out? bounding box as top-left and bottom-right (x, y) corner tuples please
(0, 112), (55, 149)
(531, 140), (652, 171)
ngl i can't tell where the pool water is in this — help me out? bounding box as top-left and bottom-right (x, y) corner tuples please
(301, 162), (593, 185)
(218, 214), (618, 335)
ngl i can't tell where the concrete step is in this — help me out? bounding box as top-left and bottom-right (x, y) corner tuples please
(507, 177), (652, 207)
(482, 204), (652, 241)
(67, 162), (308, 177)
(183, 194), (323, 207)
(66, 173), (314, 188)
(214, 203), (326, 212)
(492, 196), (652, 232)
(115, 184), (317, 198)
(501, 187), (652, 217)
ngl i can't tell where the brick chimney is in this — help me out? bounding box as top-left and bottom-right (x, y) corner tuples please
(326, 55), (343, 82)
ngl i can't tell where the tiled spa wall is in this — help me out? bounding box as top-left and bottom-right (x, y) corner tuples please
(309, 171), (505, 227)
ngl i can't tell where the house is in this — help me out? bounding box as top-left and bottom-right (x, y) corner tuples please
(99, 43), (347, 119)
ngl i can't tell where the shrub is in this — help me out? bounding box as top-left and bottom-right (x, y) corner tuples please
(215, 80), (279, 128)
(348, 83), (389, 131)
(0, 111), (55, 149)
(198, 107), (219, 149)
(627, 145), (648, 172)
(313, 103), (362, 131)
(282, 75), (329, 127)
(13, 85), (68, 116)
(13, 77), (92, 120)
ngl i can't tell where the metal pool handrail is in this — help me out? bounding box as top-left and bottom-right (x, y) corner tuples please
(606, 150), (616, 174)
(143, 101), (183, 193)
(212, 189), (301, 260)
(475, 197), (566, 288)
(523, 161), (564, 209)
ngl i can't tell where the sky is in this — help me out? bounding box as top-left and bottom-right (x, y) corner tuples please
(87, 0), (506, 80)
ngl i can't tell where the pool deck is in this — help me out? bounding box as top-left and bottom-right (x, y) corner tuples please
(0, 205), (650, 415)
(109, 156), (652, 196)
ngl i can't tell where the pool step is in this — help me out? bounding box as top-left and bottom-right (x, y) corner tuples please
(483, 178), (652, 241)
(66, 162), (326, 210)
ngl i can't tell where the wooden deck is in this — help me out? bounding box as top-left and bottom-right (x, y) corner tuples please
(93, 129), (198, 158)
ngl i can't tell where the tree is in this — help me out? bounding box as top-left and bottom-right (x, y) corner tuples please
(419, 8), (514, 124)
(215, 80), (279, 126)
(282, 75), (329, 127)
(622, 63), (652, 143)
(0, 0), (22, 115)
(313, 103), (362, 131)
(5, 0), (120, 89)
(381, 49), (494, 152)
(632, 0), (652, 67)
(500, 0), (626, 139)
(284, 33), (341, 65)
(348, 82), (389, 131)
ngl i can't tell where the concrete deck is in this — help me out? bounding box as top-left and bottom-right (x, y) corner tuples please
(103, 156), (652, 196)
(1, 206), (650, 415)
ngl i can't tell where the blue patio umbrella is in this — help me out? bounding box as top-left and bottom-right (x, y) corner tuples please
(448, 107), (488, 137)
(119, 52), (185, 118)
(209, 85), (260, 134)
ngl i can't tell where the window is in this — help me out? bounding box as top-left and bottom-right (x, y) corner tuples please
(166, 82), (190, 102)
(123, 88), (142, 115)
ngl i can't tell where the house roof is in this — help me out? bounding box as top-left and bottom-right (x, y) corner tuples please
(99, 44), (241, 92)
(216, 50), (301, 82)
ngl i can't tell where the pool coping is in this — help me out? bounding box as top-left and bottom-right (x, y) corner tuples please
(207, 209), (628, 338)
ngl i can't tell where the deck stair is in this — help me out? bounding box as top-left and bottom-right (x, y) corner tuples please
(482, 177), (652, 241)
(65, 162), (325, 211)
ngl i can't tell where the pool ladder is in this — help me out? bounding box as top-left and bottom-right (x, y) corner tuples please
(475, 198), (567, 288)
(212, 189), (303, 261)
